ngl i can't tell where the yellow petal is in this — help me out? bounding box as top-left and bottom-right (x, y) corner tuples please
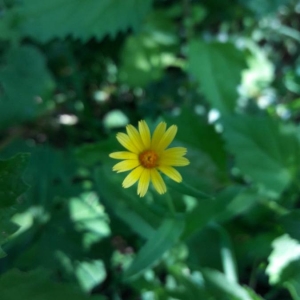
(109, 151), (138, 160)
(116, 132), (139, 153)
(156, 125), (177, 152)
(150, 168), (167, 194)
(112, 159), (140, 173)
(151, 122), (166, 148)
(158, 166), (182, 182)
(161, 147), (187, 158)
(122, 166), (144, 188)
(137, 169), (151, 197)
(159, 157), (190, 166)
(126, 124), (144, 152)
(138, 120), (151, 149)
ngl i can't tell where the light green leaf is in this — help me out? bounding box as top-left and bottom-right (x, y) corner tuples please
(69, 192), (110, 248)
(17, 0), (153, 42)
(266, 234), (300, 299)
(0, 46), (54, 129)
(0, 153), (29, 258)
(202, 269), (252, 300)
(266, 234), (300, 285)
(75, 260), (106, 292)
(223, 115), (300, 197)
(0, 269), (105, 300)
(124, 218), (185, 278)
(188, 40), (246, 113)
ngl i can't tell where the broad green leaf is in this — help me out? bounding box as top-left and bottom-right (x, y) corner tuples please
(0, 153), (29, 258)
(214, 186), (258, 223)
(223, 115), (300, 197)
(188, 40), (246, 113)
(0, 46), (54, 129)
(202, 269), (253, 300)
(0, 10), (19, 41)
(0, 269), (105, 300)
(17, 0), (153, 42)
(183, 186), (257, 239)
(124, 218), (185, 278)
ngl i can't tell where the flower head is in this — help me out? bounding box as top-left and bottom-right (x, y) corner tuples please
(109, 120), (189, 197)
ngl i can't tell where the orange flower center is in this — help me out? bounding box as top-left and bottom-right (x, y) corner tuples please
(139, 150), (159, 169)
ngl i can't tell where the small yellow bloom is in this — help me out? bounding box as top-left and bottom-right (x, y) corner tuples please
(109, 120), (189, 197)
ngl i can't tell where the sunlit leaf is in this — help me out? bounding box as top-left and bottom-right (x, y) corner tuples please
(188, 40), (246, 113)
(267, 234), (300, 299)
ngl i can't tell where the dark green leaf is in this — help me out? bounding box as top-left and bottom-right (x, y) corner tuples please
(18, 0), (153, 42)
(281, 210), (300, 242)
(0, 46), (54, 129)
(0, 153), (29, 258)
(0, 269), (105, 300)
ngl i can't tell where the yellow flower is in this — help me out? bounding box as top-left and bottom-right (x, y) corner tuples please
(109, 120), (189, 197)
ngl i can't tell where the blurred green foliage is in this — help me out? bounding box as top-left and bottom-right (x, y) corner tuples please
(1, 0), (300, 299)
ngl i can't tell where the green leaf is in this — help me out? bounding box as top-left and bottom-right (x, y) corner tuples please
(0, 46), (54, 129)
(188, 40), (246, 113)
(124, 217), (185, 278)
(223, 115), (300, 197)
(75, 260), (106, 292)
(17, 0), (153, 42)
(202, 269), (253, 300)
(168, 270), (210, 300)
(0, 153), (29, 258)
(183, 186), (257, 239)
(69, 192), (110, 248)
(0, 269), (105, 300)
